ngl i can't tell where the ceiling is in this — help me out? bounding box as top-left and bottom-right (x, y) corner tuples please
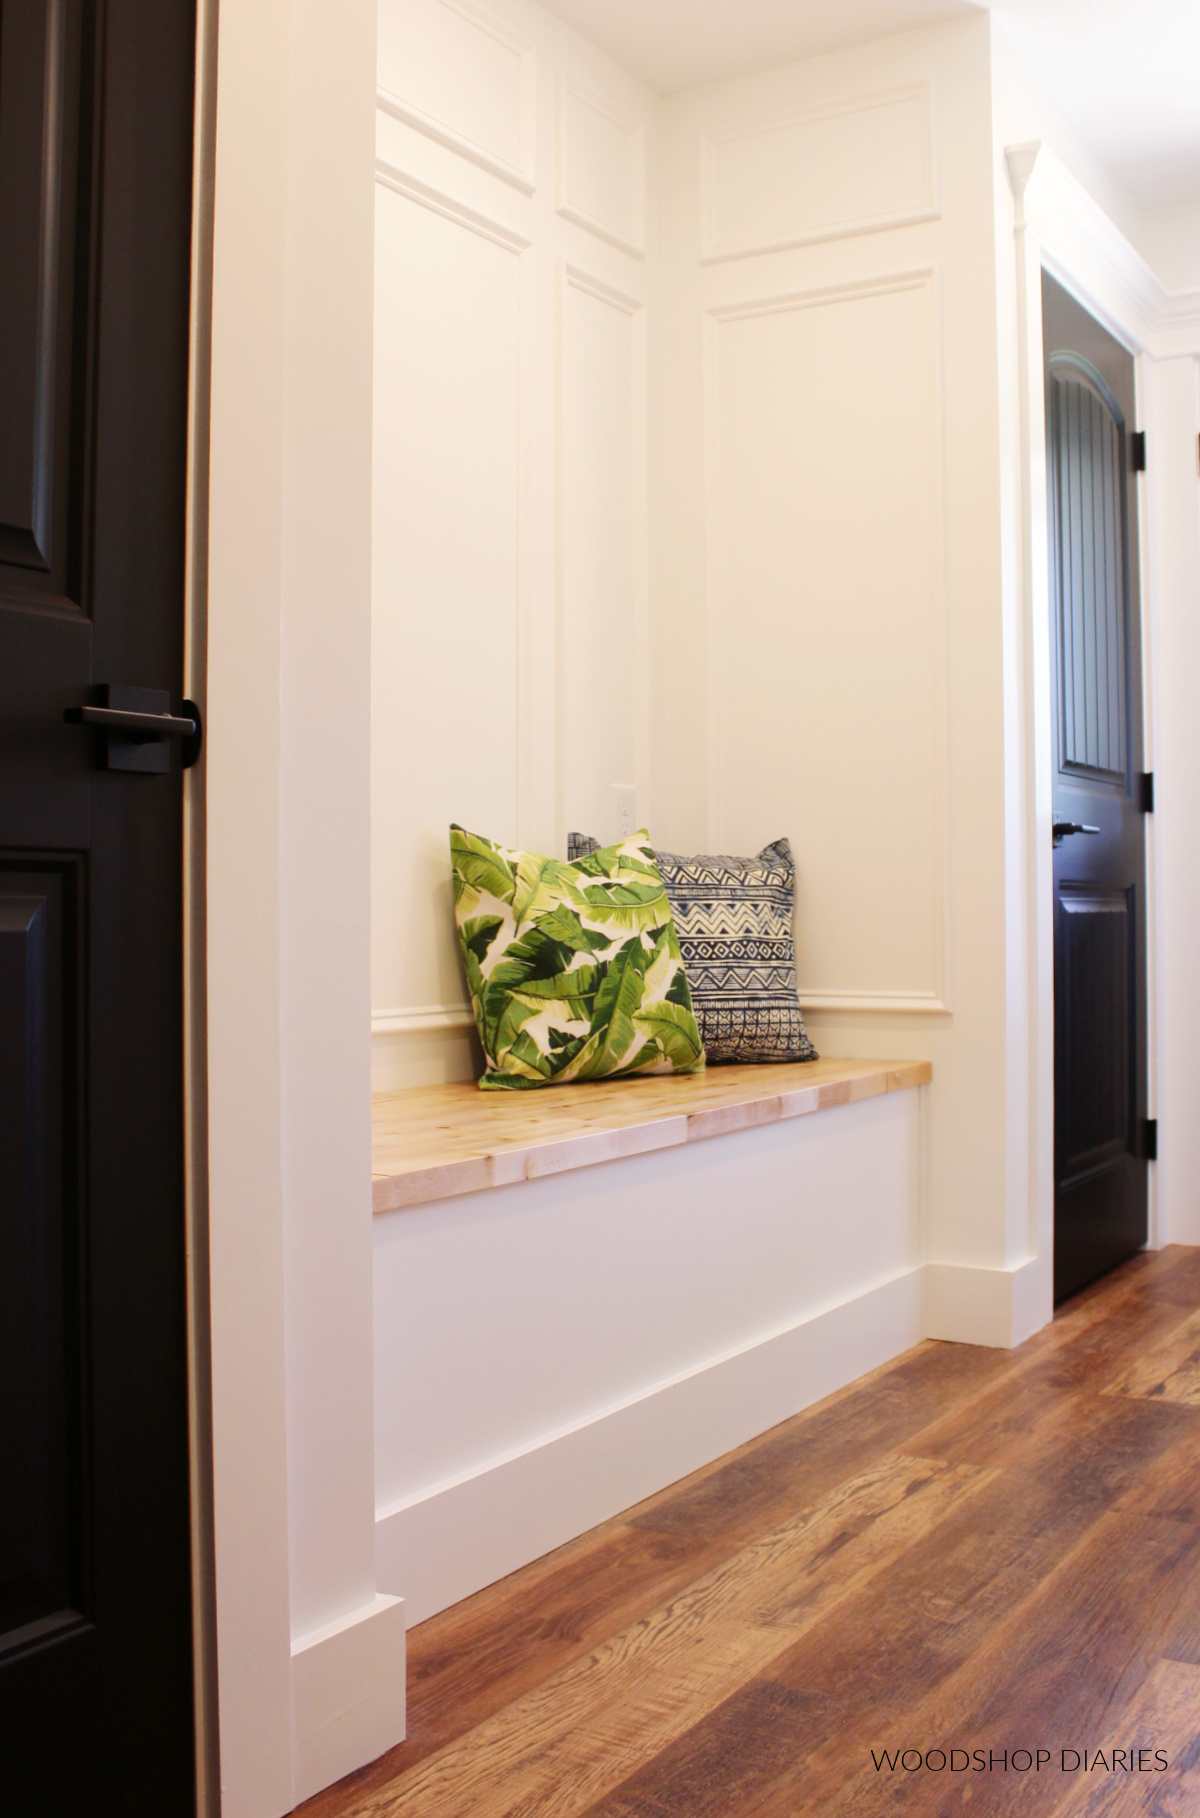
(539, 0), (1200, 208)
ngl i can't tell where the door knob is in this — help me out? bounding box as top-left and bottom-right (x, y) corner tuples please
(64, 685), (202, 772)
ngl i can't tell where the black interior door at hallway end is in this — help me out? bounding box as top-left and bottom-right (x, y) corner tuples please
(0, 1), (197, 1808)
(1043, 272), (1149, 1305)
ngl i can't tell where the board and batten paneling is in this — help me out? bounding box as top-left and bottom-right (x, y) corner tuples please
(664, 17), (1014, 1285)
(556, 69), (646, 256)
(372, 0), (656, 1088)
(558, 265), (647, 845)
(377, 0), (536, 191)
(704, 271), (948, 1011)
(371, 181), (524, 1048)
(699, 80), (939, 265)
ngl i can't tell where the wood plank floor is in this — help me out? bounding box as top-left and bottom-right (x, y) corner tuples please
(300, 1247), (1200, 1817)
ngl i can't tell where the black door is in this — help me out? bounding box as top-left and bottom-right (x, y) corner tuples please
(0, 0), (197, 1807)
(1043, 272), (1149, 1305)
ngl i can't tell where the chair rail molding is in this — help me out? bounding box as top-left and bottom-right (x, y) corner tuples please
(372, 1003), (475, 1036)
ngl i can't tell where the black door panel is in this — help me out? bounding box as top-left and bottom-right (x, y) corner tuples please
(1044, 273), (1148, 1304)
(0, 864), (82, 1654)
(0, 0), (196, 1806)
(1056, 884), (1133, 1184)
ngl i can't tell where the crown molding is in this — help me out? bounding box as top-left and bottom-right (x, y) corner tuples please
(1006, 141), (1200, 359)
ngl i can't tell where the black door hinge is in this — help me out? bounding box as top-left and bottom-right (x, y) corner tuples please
(1143, 1118), (1158, 1162)
(1138, 772), (1155, 812)
(1131, 430), (1146, 472)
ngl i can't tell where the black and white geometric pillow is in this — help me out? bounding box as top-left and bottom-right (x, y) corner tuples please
(567, 833), (817, 1064)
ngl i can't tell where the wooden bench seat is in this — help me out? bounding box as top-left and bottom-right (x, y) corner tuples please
(372, 1056), (932, 1212)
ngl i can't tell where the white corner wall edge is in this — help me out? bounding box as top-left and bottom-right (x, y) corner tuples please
(377, 1265), (945, 1628)
(290, 1593), (407, 1807)
(924, 1256), (1045, 1348)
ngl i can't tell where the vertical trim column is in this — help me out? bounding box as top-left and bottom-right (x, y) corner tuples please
(1003, 140), (1055, 1337)
(208, 0), (403, 1811)
(207, 0), (294, 1806)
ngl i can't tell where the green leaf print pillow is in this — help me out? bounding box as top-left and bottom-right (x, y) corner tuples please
(450, 824), (705, 1091)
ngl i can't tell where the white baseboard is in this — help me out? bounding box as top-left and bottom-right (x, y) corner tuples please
(290, 1593), (407, 1806)
(376, 1268), (924, 1626)
(923, 1255), (1049, 1347)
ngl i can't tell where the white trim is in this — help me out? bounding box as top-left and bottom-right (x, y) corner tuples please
(924, 1257), (1046, 1348)
(554, 258), (650, 852)
(374, 158), (532, 254)
(798, 990), (950, 1014)
(376, 86), (534, 197)
(556, 207), (646, 262)
(375, 1253), (1046, 1628)
(290, 1594), (407, 1806)
(999, 136), (1197, 1312)
(563, 262), (644, 316)
(1008, 141), (1200, 360)
(372, 1003), (475, 1035)
(555, 66), (646, 260)
(702, 269), (938, 325)
(702, 270), (953, 1014)
(1003, 141), (1056, 1310)
(376, 1266), (926, 1626)
(375, 0), (536, 195)
(699, 80), (940, 266)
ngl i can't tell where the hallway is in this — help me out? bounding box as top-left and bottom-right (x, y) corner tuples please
(301, 1245), (1200, 1816)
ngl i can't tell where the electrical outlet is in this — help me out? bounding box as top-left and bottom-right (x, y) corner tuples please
(614, 784), (637, 841)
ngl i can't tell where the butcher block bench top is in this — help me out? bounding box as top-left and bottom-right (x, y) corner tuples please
(372, 1055), (931, 1213)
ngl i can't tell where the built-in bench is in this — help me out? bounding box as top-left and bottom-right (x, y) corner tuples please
(372, 1056), (932, 1211)
(372, 1053), (935, 1626)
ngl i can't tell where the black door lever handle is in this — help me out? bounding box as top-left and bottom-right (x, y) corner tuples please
(64, 705), (197, 737)
(63, 686), (202, 772)
(1053, 820), (1100, 846)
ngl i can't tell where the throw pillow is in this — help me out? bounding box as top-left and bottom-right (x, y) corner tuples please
(451, 825), (705, 1090)
(567, 833), (817, 1064)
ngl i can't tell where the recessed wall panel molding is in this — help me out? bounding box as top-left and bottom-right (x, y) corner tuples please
(555, 68), (646, 259)
(556, 261), (648, 847)
(377, 0), (536, 194)
(699, 81), (939, 265)
(371, 180), (526, 1038)
(703, 269), (951, 1013)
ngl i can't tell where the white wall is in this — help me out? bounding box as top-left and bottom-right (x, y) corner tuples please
(371, 0), (662, 1091)
(658, 15), (1041, 1338)
(1139, 200), (1200, 297)
(206, 0), (404, 1811)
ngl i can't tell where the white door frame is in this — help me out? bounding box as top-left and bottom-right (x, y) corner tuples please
(1005, 141), (1200, 1277)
